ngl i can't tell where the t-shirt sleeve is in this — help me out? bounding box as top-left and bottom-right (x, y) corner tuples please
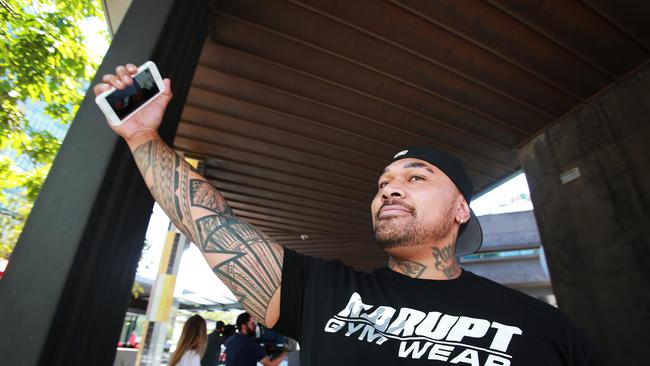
(570, 325), (607, 366)
(548, 307), (607, 366)
(271, 248), (315, 341)
(190, 351), (201, 366)
(178, 350), (201, 366)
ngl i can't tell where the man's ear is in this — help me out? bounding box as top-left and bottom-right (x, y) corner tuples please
(456, 197), (471, 224)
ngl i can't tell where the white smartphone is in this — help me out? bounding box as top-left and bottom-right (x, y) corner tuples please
(95, 61), (166, 126)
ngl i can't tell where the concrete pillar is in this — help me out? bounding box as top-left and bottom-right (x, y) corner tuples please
(0, 1), (208, 365)
(519, 65), (650, 365)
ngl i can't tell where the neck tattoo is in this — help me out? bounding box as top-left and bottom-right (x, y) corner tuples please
(388, 257), (426, 278)
(432, 243), (461, 279)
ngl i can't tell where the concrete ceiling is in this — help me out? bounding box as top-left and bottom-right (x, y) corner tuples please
(173, 0), (650, 270)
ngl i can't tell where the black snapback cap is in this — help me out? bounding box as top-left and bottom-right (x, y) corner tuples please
(390, 146), (483, 256)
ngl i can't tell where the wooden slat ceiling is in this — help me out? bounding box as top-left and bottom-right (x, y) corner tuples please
(175, 0), (650, 271)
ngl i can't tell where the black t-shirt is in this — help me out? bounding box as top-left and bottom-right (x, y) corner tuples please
(272, 249), (604, 366)
(224, 333), (265, 366)
(202, 331), (225, 366)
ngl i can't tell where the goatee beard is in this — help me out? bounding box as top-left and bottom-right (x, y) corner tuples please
(374, 202), (455, 249)
(374, 216), (424, 249)
(247, 326), (256, 337)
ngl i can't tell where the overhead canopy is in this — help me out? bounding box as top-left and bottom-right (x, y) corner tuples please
(174, 0), (650, 270)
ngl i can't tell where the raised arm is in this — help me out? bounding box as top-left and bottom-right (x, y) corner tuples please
(93, 64), (282, 327)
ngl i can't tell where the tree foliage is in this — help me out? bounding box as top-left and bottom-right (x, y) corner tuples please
(0, 0), (107, 258)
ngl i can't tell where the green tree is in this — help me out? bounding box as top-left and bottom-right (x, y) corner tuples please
(0, 0), (107, 259)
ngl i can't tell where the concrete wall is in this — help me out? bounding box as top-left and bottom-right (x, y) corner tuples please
(464, 211), (551, 302)
(519, 64), (650, 365)
(477, 211), (541, 251)
(103, 0), (133, 34)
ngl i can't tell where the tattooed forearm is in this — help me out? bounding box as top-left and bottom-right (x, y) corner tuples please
(132, 140), (283, 323)
(388, 257), (426, 278)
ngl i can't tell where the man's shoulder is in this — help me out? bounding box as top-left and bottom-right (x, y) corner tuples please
(229, 333), (257, 345)
(225, 333), (242, 345)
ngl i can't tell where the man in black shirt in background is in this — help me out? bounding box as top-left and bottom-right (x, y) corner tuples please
(202, 321), (225, 366)
(224, 313), (287, 366)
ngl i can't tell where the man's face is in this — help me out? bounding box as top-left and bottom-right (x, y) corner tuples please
(371, 158), (461, 249)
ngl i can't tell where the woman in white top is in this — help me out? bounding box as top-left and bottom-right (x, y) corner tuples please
(169, 314), (208, 366)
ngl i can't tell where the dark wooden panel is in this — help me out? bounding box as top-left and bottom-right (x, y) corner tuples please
(203, 162), (372, 202)
(181, 105), (387, 168)
(212, 14), (532, 142)
(584, 0), (650, 50)
(207, 169), (370, 211)
(220, 0), (556, 129)
(187, 65), (518, 181)
(291, 0), (580, 115)
(187, 88), (396, 164)
(199, 49), (516, 160)
(212, 182), (370, 218)
(393, 0), (612, 97)
(273, 232), (371, 242)
(177, 123), (380, 182)
(231, 202), (369, 231)
(218, 191), (372, 226)
(232, 209), (359, 233)
(188, 65), (518, 169)
(174, 137), (372, 190)
(490, 0), (648, 76)
(240, 216), (331, 234)
(278, 238), (376, 249)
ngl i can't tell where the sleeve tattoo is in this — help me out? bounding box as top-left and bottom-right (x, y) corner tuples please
(133, 140), (283, 322)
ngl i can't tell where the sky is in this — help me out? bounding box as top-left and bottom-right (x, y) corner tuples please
(79, 17), (111, 62)
(470, 172), (533, 215)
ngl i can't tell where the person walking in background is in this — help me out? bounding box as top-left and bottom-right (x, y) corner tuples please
(222, 324), (235, 339)
(217, 324), (236, 366)
(170, 314), (208, 366)
(225, 313), (287, 366)
(202, 320), (226, 366)
(127, 330), (137, 348)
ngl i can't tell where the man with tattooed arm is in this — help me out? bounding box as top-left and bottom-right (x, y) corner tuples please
(95, 65), (604, 365)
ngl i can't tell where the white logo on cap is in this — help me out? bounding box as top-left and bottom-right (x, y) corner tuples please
(393, 150), (408, 159)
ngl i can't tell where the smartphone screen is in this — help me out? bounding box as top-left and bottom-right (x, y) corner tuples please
(105, 68), (160, 120)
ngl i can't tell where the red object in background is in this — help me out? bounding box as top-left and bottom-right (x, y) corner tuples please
(128, 331), (137, 347)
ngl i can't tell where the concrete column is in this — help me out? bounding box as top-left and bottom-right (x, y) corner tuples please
(519, 65), (650, 365)
(0, 1), (208, 365)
